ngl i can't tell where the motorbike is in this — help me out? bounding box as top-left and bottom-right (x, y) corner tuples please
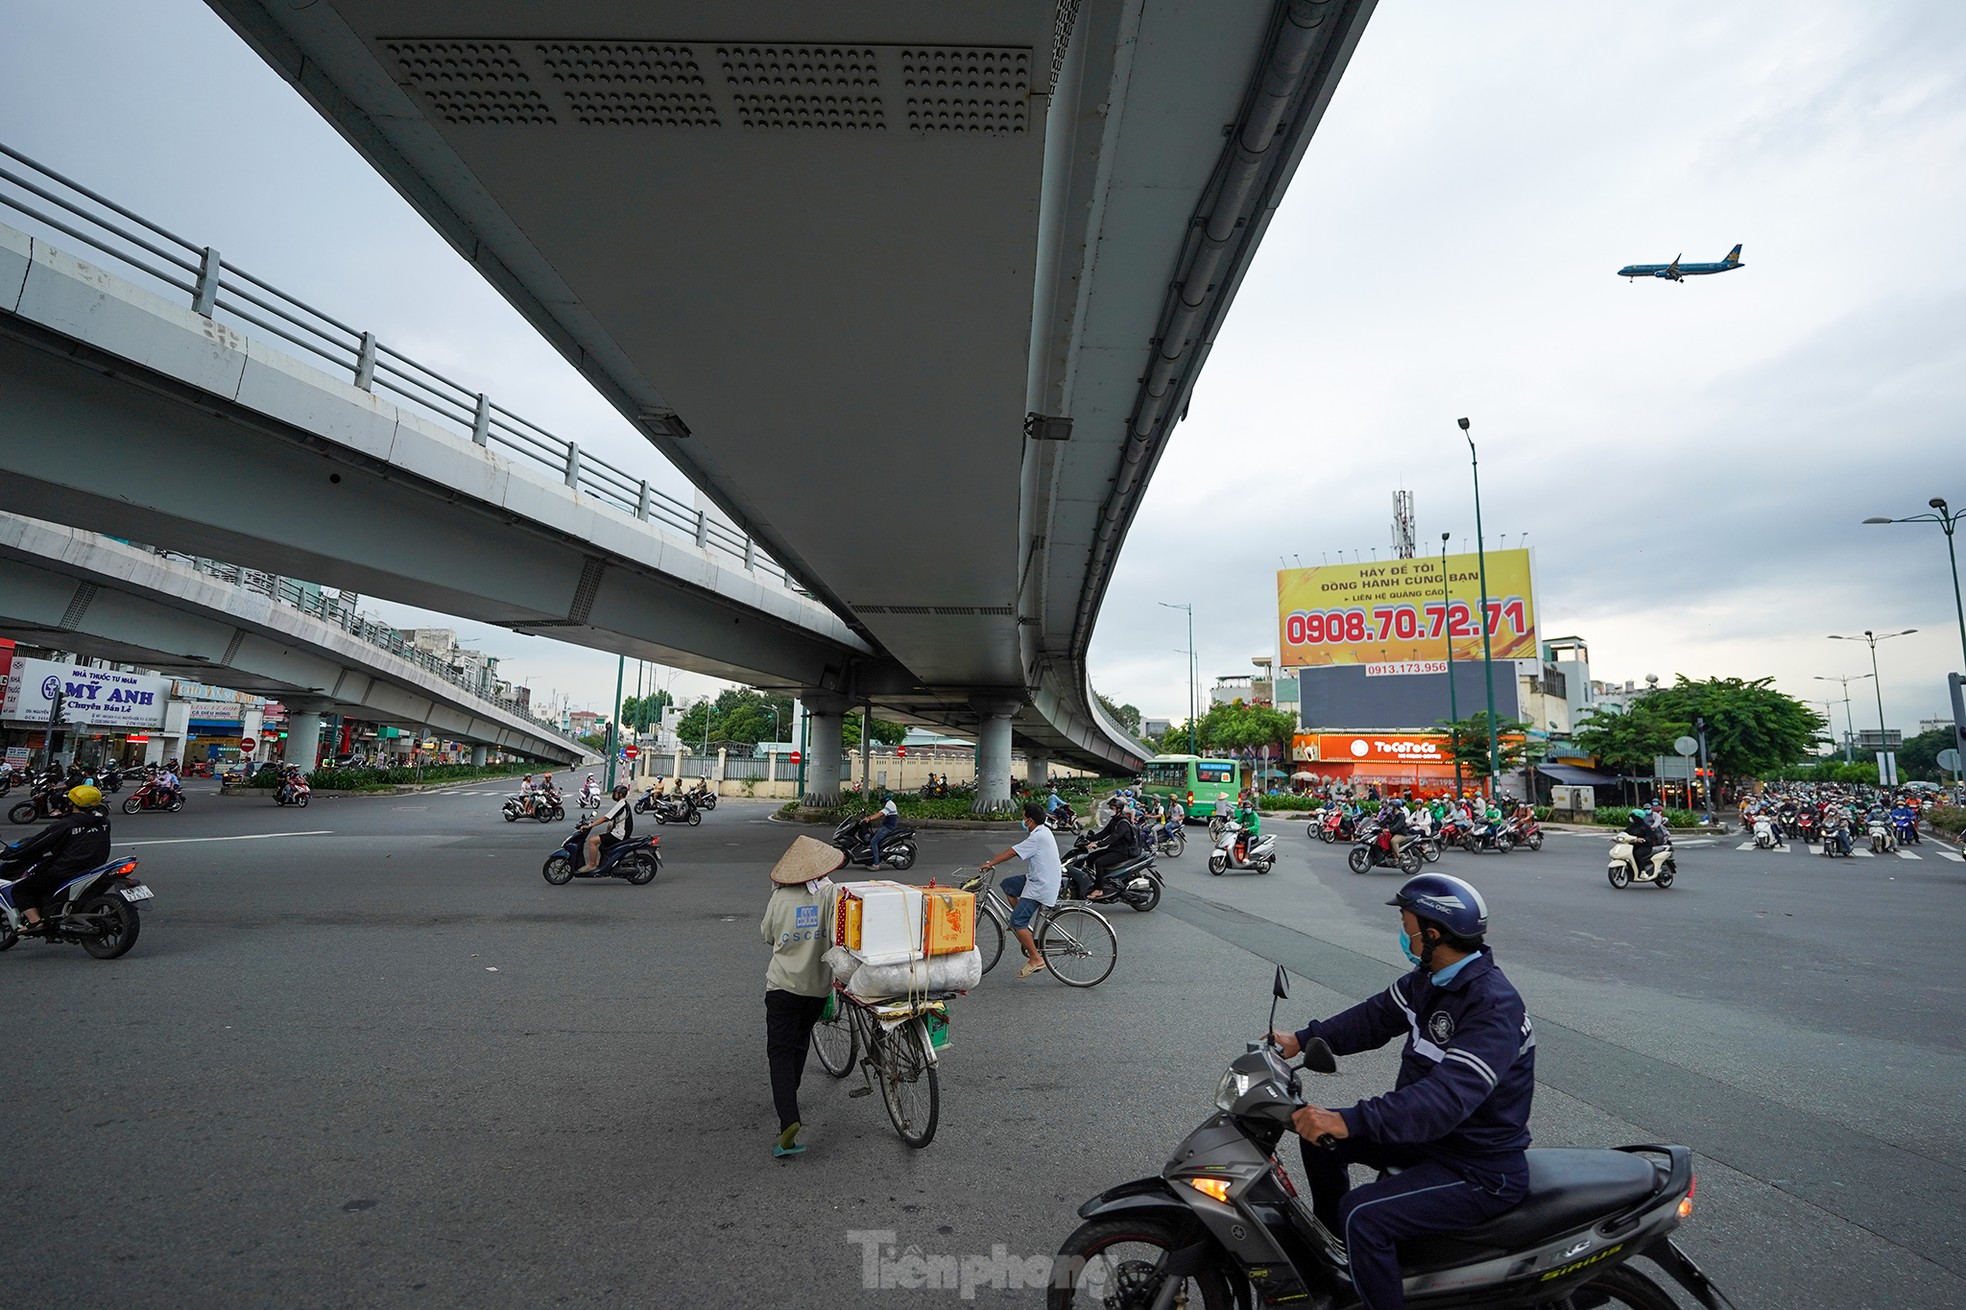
(1045, 802), (1080, 834)
(502, 792), (565, 823)
(1503, 813), (1545, 852)
(1051, 967), (1737, 1310)
(97, 763), (124, 795)
(273, 775), (311, 807)
(1866, 816), (1897, 854)
(7, 786), (76, 825)
(1209, 821), (1277, 876)
(1063, 836), (1163, 911)
(120, 780), (184, 814)
(687, 783), (718, 811)
(1607, 833), (1676, 888)
(1314, 808), (1357, 843)
(0, 850), (152, 959)
(633, 786), (666, 815)
(649, 794), (702, 826)
(1149, 815), (1186, 858)
(1463, 820), (1516, 854)
(832, 817), (918, 871)
(1347, 826), (1423, 876)
(1819, 817), (1853, 858)
(541, 829), (660, 885)
(1789, 810), (1817, 844)
(1893, 811), (1921, 845)
(1751, 815), (1780, 849)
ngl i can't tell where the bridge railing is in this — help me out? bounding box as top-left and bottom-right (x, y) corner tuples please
(135, 543), (579, 746)
(0, 141), (803, 593)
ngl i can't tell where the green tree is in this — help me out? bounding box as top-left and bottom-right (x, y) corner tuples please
(1095, 693), (1144, 738)
(1437, 713), (1530, 779)
(576, 730), (609, 754)
(1641, 676), (1826, 781)
(1897, 726), (1956, 781)
(618, 690), (674, 733)
(673, 688), (797, 749)
(1212, 705), (1296, 757)
(1572, 700), (1689, 776)
(842, 713), (906, 748)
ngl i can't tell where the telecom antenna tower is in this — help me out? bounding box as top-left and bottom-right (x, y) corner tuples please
(1392, 489), (1416, 559)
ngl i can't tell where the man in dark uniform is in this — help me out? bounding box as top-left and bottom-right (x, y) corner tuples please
(1, 784), (113, 932)
(1270, 873), (1533, 1310)
(1074, 797), (1138, 899)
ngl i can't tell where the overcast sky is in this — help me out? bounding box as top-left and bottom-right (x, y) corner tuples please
(4, 1), (1962, 738)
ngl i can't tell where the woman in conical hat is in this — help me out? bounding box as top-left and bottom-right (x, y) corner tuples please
(761, 835), (846, 1157)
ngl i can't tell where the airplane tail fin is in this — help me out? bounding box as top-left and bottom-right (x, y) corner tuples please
(1724, 243), (1742, 265)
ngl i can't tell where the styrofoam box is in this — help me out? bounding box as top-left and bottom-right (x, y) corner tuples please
(838, 880), (925, 966)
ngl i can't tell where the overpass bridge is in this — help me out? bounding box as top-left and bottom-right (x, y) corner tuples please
(0, 513), (587, 767)
(4, 0), (1377, 802)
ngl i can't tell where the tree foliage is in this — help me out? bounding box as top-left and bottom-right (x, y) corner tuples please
(841, 712), (907, 749)
(1437, 713), (1530, 778)
(1897, 726), (1960, 782)
(618, 690), (674, 732)
(1639, 676), (1825, 778)
(674, 688), (794, 748)
(1572, 699), (1690, 776)
(1096, 693), (1143, 737)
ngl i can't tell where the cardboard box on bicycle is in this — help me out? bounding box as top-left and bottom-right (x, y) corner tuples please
(832, 881), (976, 963)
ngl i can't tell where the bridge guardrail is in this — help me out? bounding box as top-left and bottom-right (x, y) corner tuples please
(0, 141), (802, 593)
(133, 542), (579, 747)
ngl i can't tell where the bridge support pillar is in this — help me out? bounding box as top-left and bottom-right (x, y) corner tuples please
(971, 697), (1022, 813)
(802, 692), (846, 807)
(1024, 748), (1050, 791)
(283, 702), (331, 770)
(471, 744), (489, 768)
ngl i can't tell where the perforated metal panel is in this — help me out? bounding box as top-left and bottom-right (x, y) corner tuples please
(901, 48), (1031, 135)
(538, 42), (720, 127)
(386, 41), (556, 125)
(719, 45), (885, 130)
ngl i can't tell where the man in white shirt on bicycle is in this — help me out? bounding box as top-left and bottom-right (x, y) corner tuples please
(978, 802), (1062, 979)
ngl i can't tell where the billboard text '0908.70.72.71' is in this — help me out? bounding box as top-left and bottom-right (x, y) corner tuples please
(1276, 549), (1538, 670)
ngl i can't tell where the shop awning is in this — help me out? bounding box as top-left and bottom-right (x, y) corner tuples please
(1535, 763), (1622, 787)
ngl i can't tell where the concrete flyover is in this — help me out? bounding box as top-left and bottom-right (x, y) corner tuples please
(201, 0), (1380, 797)
(0, 218), (870, 704)
(0, 513), (586, 766)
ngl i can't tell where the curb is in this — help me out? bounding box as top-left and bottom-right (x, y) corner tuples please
(769, 809), (1024, 831)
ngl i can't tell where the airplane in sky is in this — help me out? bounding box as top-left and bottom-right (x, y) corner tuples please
(1617, 244), (1744, 281)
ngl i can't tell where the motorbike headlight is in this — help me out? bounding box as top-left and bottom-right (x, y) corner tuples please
(1215, 1068), (1252, 1112)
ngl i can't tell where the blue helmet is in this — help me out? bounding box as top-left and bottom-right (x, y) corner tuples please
(1386, 873), (1489, 940)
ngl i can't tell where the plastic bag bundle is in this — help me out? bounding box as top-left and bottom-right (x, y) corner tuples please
(845, 948), (982, 1000)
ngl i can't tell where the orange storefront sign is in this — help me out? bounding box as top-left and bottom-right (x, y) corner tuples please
(1298, 733), (1452, 765)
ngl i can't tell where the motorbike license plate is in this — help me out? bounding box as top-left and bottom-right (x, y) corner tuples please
(120, 884), (154, 902)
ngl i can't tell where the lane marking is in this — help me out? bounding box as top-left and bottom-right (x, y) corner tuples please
(1937, 851), (1964, 863)
(1852, 848), (1874, 858)
(1806, 844), (1824, 855)
(117, 830), (334, 847)
(1895, 850), (1922, 860)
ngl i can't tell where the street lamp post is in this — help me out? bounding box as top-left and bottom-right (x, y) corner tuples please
(1457, 418), (1501, 795)
(1811, 673), (1872, 762)
(1441, 532), (1463, 797)
(1828, 629), (1916, 783)
(1864, 500), (1966, 670)
(605, 654), (624, 790)
(1160, 602), (1196, 756)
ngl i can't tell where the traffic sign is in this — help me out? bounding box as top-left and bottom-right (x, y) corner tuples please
(1672, 736), (1698, 757)
(239, 737), (257, 752)
(1940, 748), (1962, 773)
(896, 745), (906, 758)
(624, 745), (639, 759)
(790, 751), (801, 765)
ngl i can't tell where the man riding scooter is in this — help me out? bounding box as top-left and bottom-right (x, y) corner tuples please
(575, 784), (633, 873)
(2, 784), (112, 933)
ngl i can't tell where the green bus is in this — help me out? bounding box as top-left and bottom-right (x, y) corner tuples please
(1140, 754), (1240, 815)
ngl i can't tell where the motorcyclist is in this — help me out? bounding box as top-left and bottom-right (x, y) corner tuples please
(1380, 799), (1411, 857)
(1622, 804), (1659, 872)
(1891, 799), (1920, 844)
(1076, 797), (1138, 899)
(582, 773), (600, 807)
(576, 783), (633, 873)
(2, 785), (112, 932)
(861, 790), (899, 869)
(1271, 874), (1532, 1310)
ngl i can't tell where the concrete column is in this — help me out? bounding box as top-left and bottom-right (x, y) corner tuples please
(970, 696), (1021, 813)
(1024, 748), (1050, 791)
(471, 744), (488, 767)
(283, 703), (330, 770)
(802, 691), (846, 807)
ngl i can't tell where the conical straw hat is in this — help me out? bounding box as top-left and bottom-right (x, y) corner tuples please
(770, 834), (846, 884)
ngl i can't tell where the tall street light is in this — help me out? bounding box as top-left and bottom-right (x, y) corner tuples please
(1440, 531), (1463, 797)
(1828, 629), (1915, 780)
(1160, 601), (1196, 755)
(1457, 418), (1501, 793)
(1810, 672), (1872, 762)
(1863, 499), (1966, 670)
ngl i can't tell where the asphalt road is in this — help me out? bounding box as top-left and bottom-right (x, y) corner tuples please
(4, 788), (1961, 1308)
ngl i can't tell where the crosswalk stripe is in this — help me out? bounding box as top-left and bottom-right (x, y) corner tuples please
(1852, 848), (1874, 857)
(1938, 851), (1965, 863)
(1807, 844), (1824, 855)
(1896, 850), (1922, 860)
(1737, 841), (1756, 851)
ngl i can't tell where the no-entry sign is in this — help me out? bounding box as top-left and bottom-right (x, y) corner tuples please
(790, 751), (802, 765)
(896, 745), (907, 757)
(239, 737), (257, 752)
(623, 745), (639, 758)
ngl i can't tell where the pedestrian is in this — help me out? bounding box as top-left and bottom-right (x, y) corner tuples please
(761, 835), (845, 1158)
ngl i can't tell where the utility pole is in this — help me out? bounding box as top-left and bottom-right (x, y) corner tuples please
(1811, 674), (1870, 762)
(1441, 532), (1462, 796)
(1829, 628), (1915, 784)
(1459, 418), (1501, 794)
(605, 654), (624, 789)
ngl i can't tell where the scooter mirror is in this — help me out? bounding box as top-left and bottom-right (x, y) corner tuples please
(1272, 965), (1290, 1000)
(1301, 1037), (1339, 1075)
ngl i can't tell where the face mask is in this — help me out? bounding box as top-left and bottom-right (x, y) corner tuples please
(1399, 929), (1423, 967)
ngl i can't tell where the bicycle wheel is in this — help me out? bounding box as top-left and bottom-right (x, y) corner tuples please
(1039, 906), (1118, 988)
(811, 996), (857, 1077)
(975, 909), (1006, 974)
(875, 1017), (940, 1148)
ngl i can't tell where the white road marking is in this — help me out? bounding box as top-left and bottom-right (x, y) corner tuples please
(1737, 841), (1756, 851)
(1806, 844), (1824, 855)
(1896, 850), (1922, 860)
(1852, 848), (1874, 858)
(117, 830), (334, 846)
(1937, 851), (1964, 863)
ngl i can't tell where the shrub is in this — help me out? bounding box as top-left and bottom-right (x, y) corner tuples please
(306, 763), (531, 792)
(1594, 806), (1705, 829)
(779, 794), (1021, 825)
(1929, 806), (1966, 839)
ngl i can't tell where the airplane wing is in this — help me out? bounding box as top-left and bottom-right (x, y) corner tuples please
(1665, 254), (1682, 280)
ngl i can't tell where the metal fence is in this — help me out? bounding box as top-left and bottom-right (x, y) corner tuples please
(0, 140), (801, 592)
(135, 544), (577, 745)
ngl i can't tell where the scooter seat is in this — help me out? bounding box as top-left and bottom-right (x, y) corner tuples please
(1108, 855), (1156, 877)
(1397, 1149), (1660, 1266)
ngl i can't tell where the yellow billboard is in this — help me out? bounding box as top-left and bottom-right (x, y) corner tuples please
(1278, 549), (1537, 671)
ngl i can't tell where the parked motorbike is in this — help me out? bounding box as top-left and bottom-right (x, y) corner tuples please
(540, 829), (660, 885)
(1752, 815), (1780, 849)
(1607, 834), (1676, 888)
(832, 817), (918, 871)
(120, 780), (184, 815)
(1209, 821), (1277, 876)
(273, 775), (311, 807)
(1063, 836), (1163, 911)
(7, 786), (76, 825)
(0, 851), (151, 959)
(1347, 827), (1423, 875)
(502, 793), (565, 823)
(1051, 968), (1736, 1310)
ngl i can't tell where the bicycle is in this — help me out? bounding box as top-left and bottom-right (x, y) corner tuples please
(957, 869), (1118, 988)
(808, 984), (948, 1148)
